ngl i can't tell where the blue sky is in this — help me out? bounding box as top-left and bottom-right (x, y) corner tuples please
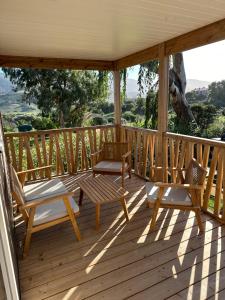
(128, 40), (225, 82)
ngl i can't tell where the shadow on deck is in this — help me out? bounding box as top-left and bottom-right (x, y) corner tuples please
(16, 173), (225, 300)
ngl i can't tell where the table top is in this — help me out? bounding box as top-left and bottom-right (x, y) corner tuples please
(77, 175), (128, 203)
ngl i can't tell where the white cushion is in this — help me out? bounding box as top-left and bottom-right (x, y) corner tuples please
(93, 160), (128, 172)
(24, 178), (67, 201)
(24, 178), (79, 226)
(32, 196), (79, 226)
(146, 182), (192, 206)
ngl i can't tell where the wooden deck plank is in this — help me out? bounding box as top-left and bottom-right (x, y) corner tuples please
(17, 173), (225, 300)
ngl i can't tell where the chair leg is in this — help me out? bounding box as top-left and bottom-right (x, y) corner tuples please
(150, 202), (160, 231)
(23, 207), (35, 258)
(70, 214), (81, 241)
(120, 197), (129, 222)
(195, 208), (204, 232)
(23, 229), (32, 258)
(96, 203), (100, 230)
(129, 168), (131, 179)
(63, 197), (81, 241)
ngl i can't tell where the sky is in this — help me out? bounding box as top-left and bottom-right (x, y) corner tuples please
(128, 40), (225, 83)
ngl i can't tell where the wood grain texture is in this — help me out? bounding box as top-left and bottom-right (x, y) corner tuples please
(0, 55), (115, 71)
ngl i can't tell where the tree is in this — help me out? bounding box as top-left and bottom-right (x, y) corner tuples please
(3, 68), (107, 127)
(145, 90), (157, 129)
(208, 80), (225, 107)
(138, 53), (195, 129)
(191, 103), (217, 131)
(169, 53), (195, 124)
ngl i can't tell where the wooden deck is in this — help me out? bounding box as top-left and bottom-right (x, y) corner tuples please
(16, 172), (225, 300)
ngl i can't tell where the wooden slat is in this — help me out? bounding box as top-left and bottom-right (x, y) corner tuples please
(34, 135), (43, 178)
(74, 132), (80, 173)
(203, 147), (219, 210)
(68, 131), (75, 173)
(63, 132), (71, 174)
(214, 150), (223, 216)
(8, 136), (17, 170)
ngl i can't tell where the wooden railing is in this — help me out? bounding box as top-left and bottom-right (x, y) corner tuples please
(121, 126), (225, 223)
(4, 123), (225, 223)
(4, 125), (116, 180)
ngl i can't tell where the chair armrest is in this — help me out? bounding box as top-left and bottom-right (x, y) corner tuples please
(154, 182), (203, 190)
(91, 149), (102, 156)
(23, 191), (74, 209)
(17, 165), (53, 186)
(17, 165), (53, 175)
(122, 151), (131, 160)
(91, 149), (102, 167)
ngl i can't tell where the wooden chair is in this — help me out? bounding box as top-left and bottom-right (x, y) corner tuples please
(10, 165), (81, 257)
(91, 142), (132, 187)
(146, 158), (207, 232)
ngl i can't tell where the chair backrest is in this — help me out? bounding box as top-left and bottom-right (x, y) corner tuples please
(9, 164), (26, 207)
(184, 159), (207, 186)
(102, 142), (129, 161)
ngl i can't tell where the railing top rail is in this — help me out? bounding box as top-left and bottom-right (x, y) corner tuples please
(165, 131), (225, 148)
(4, 124), (115, 137)
(121, 125), (158, 135)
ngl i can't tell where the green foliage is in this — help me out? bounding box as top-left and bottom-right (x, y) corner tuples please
(208, 80), (225, 107)
(144, 90), (158, 129)
(185, 89), (207, 103)
(122, 100), (134, 113)
(2, 68), (107, 127)
(191, 103), (217, 131)
(90, 116), (108, 126)
(133, 97), (145, 115)
(204, 116), (225, 138)
(168, 114), (199, 136)
(123, 111), (136, 123)
(31, 117), (56, 130)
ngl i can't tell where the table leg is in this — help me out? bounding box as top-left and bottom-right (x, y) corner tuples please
(96, 203), (100, 230)
(79, 188), (84, 206)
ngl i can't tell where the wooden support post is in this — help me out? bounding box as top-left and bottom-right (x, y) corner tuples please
(113, 70), (121, 142)
(157, 43), (169, 181)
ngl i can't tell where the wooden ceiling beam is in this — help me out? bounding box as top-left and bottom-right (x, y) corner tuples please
(0, 55), (115, 71)
(165, 18), (225, 55)
(114, 45), (159, 70)
(115, 18), (225, 69)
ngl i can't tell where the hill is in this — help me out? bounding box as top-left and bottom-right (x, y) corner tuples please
(186, 79), (210, 92)
(0, 73), (13, 95)
(0, 91), (39, 114)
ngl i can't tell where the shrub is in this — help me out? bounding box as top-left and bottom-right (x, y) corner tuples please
(31, 117), (56, 130)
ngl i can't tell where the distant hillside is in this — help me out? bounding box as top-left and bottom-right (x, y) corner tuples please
(0, 73), (13, 95)
(124, 78), (211, 99)
(0, 91), (39, 114)
(186, 79), (210, 92)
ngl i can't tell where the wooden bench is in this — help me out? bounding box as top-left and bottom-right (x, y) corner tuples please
(78, 175), (129, 229)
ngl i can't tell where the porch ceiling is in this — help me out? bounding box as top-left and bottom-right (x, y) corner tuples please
(1, 0), (225, 63)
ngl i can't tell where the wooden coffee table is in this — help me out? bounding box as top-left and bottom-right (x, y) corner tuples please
(78, 175), (129, 229)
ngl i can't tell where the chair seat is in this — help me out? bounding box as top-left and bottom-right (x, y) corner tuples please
(24, 178), (79, 226)
(145, 182), (192, 206)
(93, 160), (128, 173)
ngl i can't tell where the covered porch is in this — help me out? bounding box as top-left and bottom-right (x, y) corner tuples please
(1, 1), (225, 299)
